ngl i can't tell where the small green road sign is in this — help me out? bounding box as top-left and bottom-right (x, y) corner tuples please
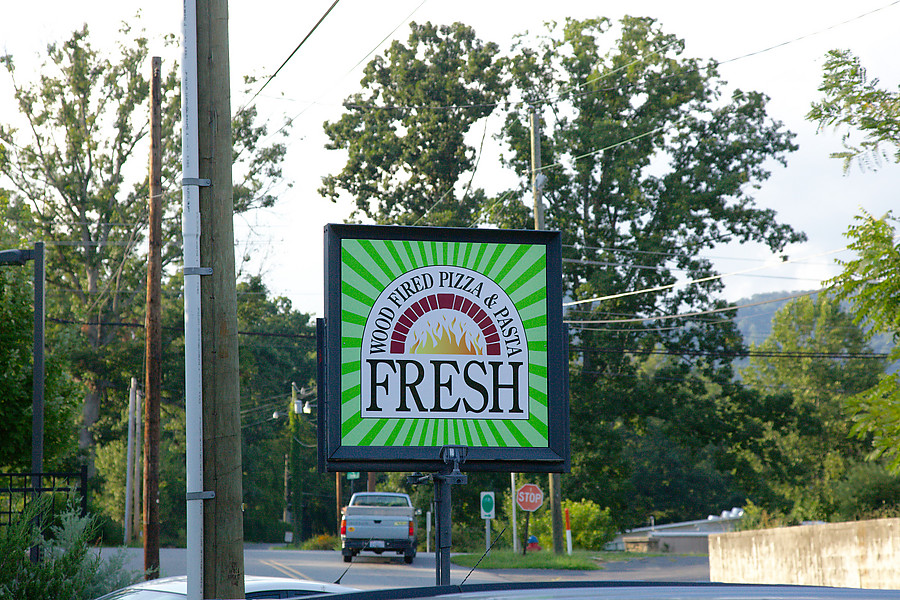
(346, 472), (360, 480)
(480, 491), (495, 519)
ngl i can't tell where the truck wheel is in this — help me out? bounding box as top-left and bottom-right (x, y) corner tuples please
(404, 554), (414, 564)
(343, 554), (352, 563)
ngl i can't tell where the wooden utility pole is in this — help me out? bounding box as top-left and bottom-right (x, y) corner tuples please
(530, 107), (564, 555)
(195, 0), (244, 595)
(530, 108), (545, 231)
(336, 473), (342, 535)
(144, 55), (163, 578)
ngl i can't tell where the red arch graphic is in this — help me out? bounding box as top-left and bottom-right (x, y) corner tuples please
(389, 293), (502, 355)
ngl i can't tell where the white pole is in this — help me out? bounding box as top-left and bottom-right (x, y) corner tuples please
(182, 0), (204, 597)
(485, 518), (491, 553)
(426, 510), (431, 554)
(124, 378), (137, 544)
(133, 388), (143, 540)
(511, 473), (518, 553)
(565, 507), (572, 555)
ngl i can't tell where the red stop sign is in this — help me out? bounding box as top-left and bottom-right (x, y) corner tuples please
(516, 484), (544, 512)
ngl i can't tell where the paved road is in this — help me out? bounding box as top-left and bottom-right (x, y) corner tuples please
(104, 546), (709, 590)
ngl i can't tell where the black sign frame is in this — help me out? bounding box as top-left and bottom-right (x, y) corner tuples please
(320, 224), (569, 473)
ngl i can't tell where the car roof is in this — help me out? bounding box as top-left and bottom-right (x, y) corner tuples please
(244, 576), (356, 594)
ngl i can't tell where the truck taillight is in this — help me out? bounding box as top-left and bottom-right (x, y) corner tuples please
(409, 520), (414, 536)
(340, 518), (346, 536)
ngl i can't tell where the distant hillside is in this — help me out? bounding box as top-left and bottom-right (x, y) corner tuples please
(732, 291), (814, 347)
(732, 290), (895, 370)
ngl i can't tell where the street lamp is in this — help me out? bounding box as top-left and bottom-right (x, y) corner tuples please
(274, 386), (317, 542)
(291, 382), (315, 414)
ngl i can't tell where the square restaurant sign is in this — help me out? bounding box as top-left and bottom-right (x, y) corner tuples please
(320, 224), (569, 473)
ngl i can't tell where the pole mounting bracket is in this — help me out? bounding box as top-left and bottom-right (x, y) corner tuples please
(186, 491), (215, 501)
(182, 178), (211, 187)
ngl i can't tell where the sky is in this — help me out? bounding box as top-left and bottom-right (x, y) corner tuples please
(2, 0), (899, 323)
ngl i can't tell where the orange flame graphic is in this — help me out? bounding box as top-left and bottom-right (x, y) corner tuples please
(409, 314), (484, 355)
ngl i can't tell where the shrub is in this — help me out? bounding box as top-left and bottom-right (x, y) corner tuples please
(0, 497), (142, 600)
(833, 463), (900, 521)
(300, 534), (340, 551)
(735, 500), (793, 531)
(530, 499), (616, 550)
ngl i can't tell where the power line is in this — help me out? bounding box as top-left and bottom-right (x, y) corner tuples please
(46, 317), (315, 338)
(250, 0), (429, 145)
(563, 248), (845, 307)
(561, 257), (830, 282)
(562, 243), (810, 265)
(413, 115), (490, 226)
(307, 1), (898, 116)
(564, 289), (823, 325)
(577, 370), (883, 396)
(570, 345), (887, 361)
(237, 0), (342, 114)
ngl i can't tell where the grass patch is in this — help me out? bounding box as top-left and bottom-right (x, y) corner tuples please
(450, 550), (600, 570)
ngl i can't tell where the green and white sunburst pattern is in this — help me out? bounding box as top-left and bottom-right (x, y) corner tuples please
(340, 238), (549, 449)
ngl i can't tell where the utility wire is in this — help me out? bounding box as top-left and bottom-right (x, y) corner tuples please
(564, 243), (840, 266)
(563, 247), (846, 307)
(256, 0), (428, 143)
(413, 114), (490, 226)
(47, 317), (315, 338)
(563, 230), (899, 310)
(561, 257), (830, 281)
(571, 345), (888, 360)
(564, 289), (822, 325)
(310, 0), (898, 116)
(532, 0), (900, 111)
(237, 0), (342, 115)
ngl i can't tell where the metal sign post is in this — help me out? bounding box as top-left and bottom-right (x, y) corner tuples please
(480, 491), (495, 552)
(409, 446), (467, 586)
(516, 483), (543, 554)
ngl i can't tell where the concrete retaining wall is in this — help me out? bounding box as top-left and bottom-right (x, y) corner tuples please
(709, 518), (900, 589)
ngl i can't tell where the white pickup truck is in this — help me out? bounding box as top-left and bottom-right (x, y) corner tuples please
(340, 492), (418, 564)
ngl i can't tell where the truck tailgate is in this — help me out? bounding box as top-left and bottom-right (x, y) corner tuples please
(344, 506), (411, 540)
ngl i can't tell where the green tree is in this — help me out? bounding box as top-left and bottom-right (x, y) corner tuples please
(827, 211), (900, 472)
(833, 463), (900, 520)
(499, 16), (804, 525)
(0, 23), (290, 459)
(739, 294), (884, 519)
(621, 418), (745, 524)
(0, 207), (80, 470)
(807, 49), (900, 171)
(320, 21), (507, 226)
(322, 16), (807, 530)
(806, 48), (900, 474)
(235, 276), (322, 542)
